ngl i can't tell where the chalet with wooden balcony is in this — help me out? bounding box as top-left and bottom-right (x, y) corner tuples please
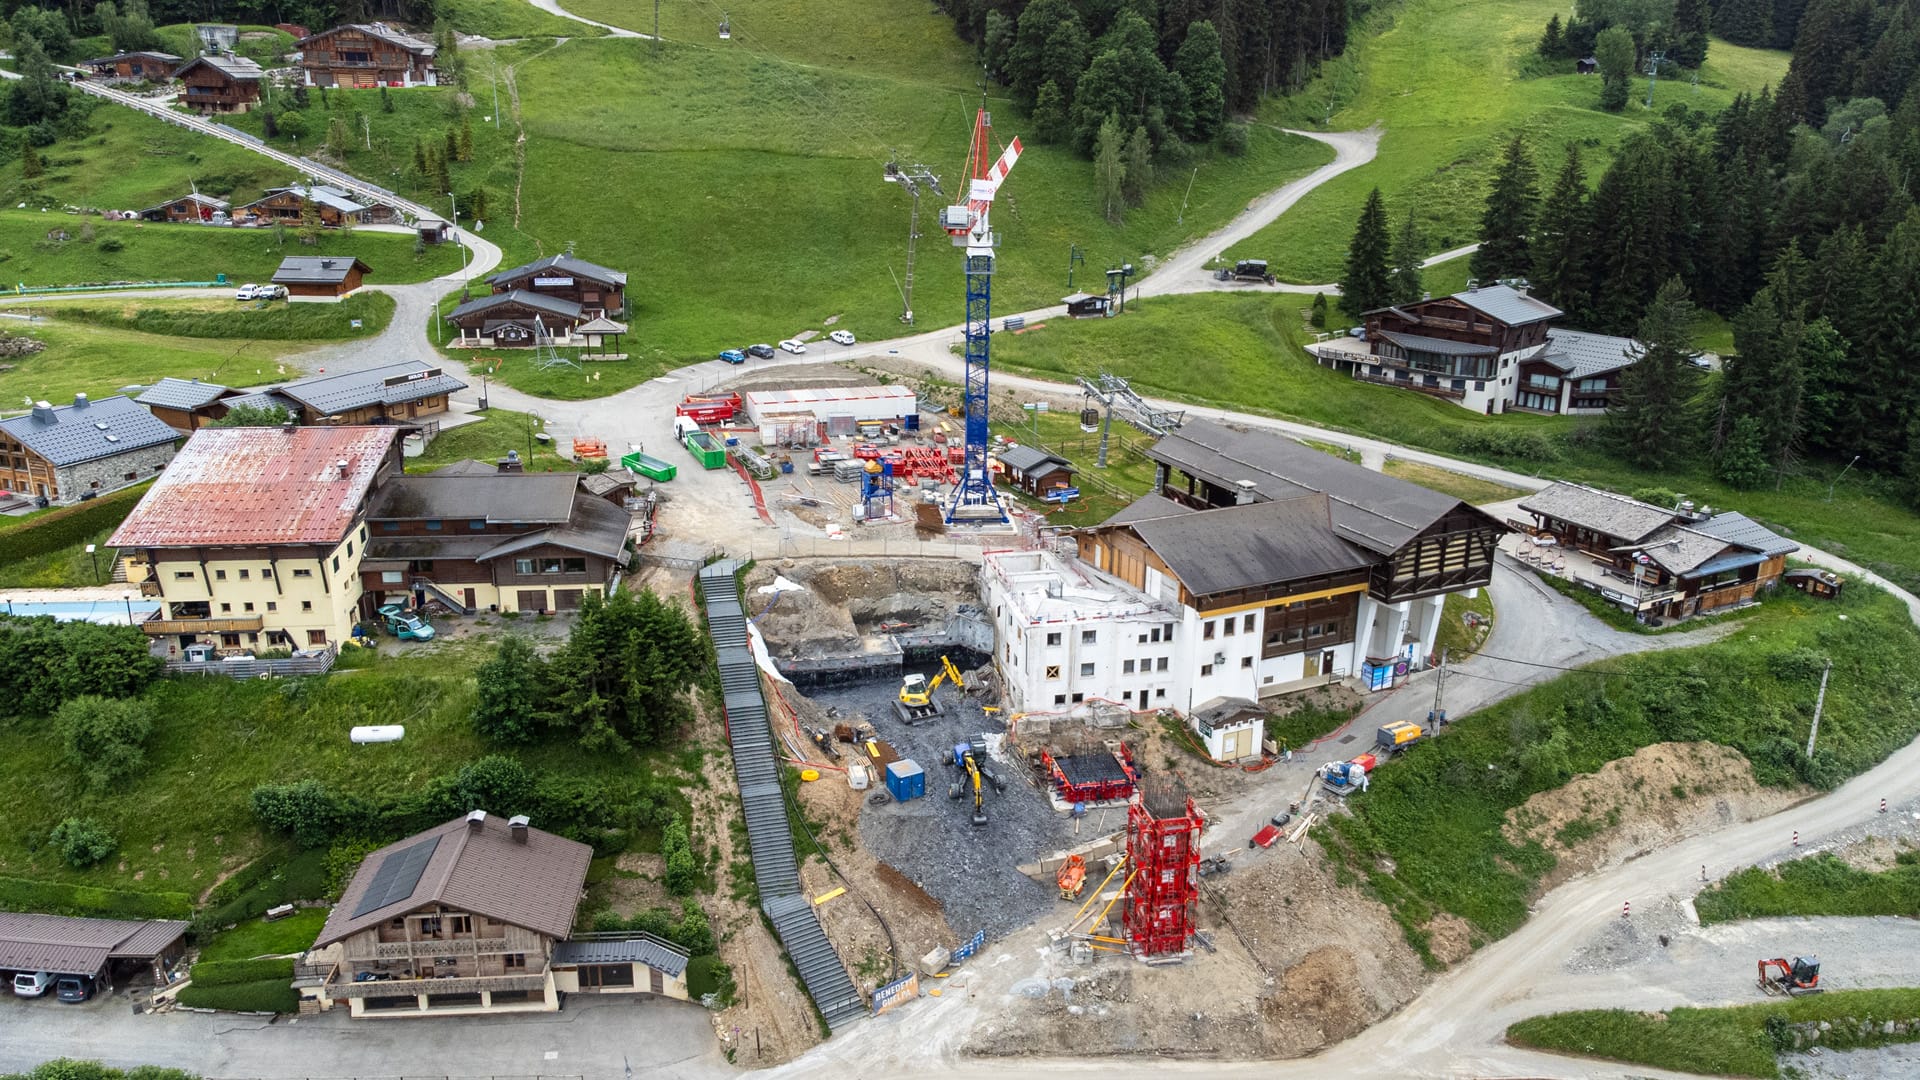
(238, 184), (399, 228)
(360, 460), (631, 616)
(486, 254), (627, 318)
(0, 394), (180, 507)
(299, 811), (590, 1019)
(297, 23), (436, 88)
(138, 192), (231, 223)
(80, 51), (180, 80)
(1512, 328), (1641, 414)
(1514, 482), (1797, 621)
(173, 54), (263, 113)
(1347, 284), (1562, 414)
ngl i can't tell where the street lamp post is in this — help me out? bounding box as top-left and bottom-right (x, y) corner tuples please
(1827, 455), (1860, 502)
(122, 592), (134, 625)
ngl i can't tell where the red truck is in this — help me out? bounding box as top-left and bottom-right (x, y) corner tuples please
(675, 392), (742, 425)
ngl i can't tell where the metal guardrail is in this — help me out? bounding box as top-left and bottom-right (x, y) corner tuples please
(165, 650), (337, 679)
(696, 561), (865, 1030)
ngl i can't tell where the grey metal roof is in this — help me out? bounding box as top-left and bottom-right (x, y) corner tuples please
(578, 469), (635, 496)
(136, 377), (231, 410)
(1101, 493), (1190, 526)
(249, 184), (369, 216)
(86, 51), (181, 65)
(552, 936), (690, 977)
(488, 254), (627, 289)
(0, 395), (181, 467)
(1451, 284), (1562, 326)
(1694, 511), (1798, 558)
(474, 494), (630, 563)
(318, 813), (591, 948)
(275, 361), (466, 416)
(1519, 483), (1675, 544)
(368, 473), (578, 525)
(1145, 418), (1482, 556)
(1372, 329), (1499, 357)
(174, 54), (262, 80)
(998, 444), (1071, 475)
(1538, 328), (1640, 378)
(448, 289), (584, 323)
(1627, 523), (1741, 577)
(216, 390), (300, 414)
(575, 316), (628, 334)
(300, 23), (436, 56)
(0, 913), (187, 977)
(1124, 494), (1375, 598)
(271, 255), (369, 285)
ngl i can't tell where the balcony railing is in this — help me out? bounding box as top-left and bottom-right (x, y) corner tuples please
(325, 969), (548, 1000)
(142, 615), (264, 635)
(1351, 371), (1465, 399)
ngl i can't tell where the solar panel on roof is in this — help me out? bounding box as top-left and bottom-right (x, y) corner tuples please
(351, 834), (440, 917)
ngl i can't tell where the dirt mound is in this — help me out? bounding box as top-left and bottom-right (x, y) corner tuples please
(1504, 741), (1805, 895)
(1266, 947), (1372, 1051)
(745, 559), (979, 656)
(875, 862), (943, 917)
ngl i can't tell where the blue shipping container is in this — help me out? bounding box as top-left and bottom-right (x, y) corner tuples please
(885, 759), (926, 802)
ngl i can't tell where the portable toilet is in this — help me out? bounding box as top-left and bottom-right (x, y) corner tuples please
(885, 759), (926, 802)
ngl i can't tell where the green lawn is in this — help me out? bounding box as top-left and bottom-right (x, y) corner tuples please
(1383, 459), (1529, 504)
(9, 106), (290, 212)
(1435, 587), (1494, 658)
(1326, 584), (1920, 960)
(1238, 0), (1791, 283)
(0, 317), (329, 406)
(407, 407), (580, 473)
(1696, 851), (1920, 925)
(442, 0), (609, 39)
(0, 213), (465, 288)
(198, 909), (329, 962)
(0, 521), (123, 588)
(36, 292), (395, 339)
(987, 403), (1165, 527)
(1507, 989), (1920, 1078)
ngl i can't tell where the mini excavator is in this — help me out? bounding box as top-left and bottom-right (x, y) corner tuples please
(1758, 955), (1823, 996)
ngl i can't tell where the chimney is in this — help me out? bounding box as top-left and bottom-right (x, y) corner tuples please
(466, 809), (487, 832)
(497, 450), (524, 474)
(336, 458), (350, 479)
(320, 259), (335, 269)
(509, 815), (529, 843)
(31, 401), (54, 423)
(73, 392), (89, 409)
(1234, 479), (1258, 506)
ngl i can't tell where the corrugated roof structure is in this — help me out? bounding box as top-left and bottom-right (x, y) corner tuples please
(174, 54), (262, 80)
(251, 184), (369, 216)
(1125, 494), (1376, 597)
(1144, 419), (1473, 556)
(0, 395), (181, 467)
(135, 377), (232, 411)
(1452, 284), (1562, 325)
(1694, 510), (1798, 558)
(274, 360), (466, 416)
(487, 253), (626, 288)
(1372, 329), (1499, 357)
(551, 936), (690, 977)
(1537, 328), (1641, 378)
(271, 255), (370, 285)
(1629, 523), (1741, 576)
(317, 813), (591, 947)
(1519, 482), (1676, 544)
(997, 444), (1070, 474)
(368, 473), (576, 524)
(0, 913), (187, 977)
(109, 425), (398, 548)
(447, 289), (584, 323)
(1100, 493), (1190, 526)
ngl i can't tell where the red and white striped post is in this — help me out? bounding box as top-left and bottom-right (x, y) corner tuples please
(1792, 830), (1800, 846)
(1622, 900), (1631, 919)
(1882, 798), (1889, 814)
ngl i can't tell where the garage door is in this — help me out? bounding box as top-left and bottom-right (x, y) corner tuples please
(516, 589), (547, 613)
(554, 589), (584, 611)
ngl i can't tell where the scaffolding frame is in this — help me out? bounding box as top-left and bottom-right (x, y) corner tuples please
(1123, 781), (1201, 959)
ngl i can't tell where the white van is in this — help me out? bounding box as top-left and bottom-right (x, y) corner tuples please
(13, 970), (51, 997)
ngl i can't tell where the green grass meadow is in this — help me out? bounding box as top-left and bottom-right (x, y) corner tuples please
(1239, 0), (1791, 283)
(1696, 851), (1920, 925)
(1508, 989), (1920, 1078)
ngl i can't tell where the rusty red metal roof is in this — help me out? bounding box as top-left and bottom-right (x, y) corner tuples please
(110, 426), (399, 548)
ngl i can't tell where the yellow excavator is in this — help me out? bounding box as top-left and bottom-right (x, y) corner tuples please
(950, 742), (988, 826)
(897, 656), (965, 722)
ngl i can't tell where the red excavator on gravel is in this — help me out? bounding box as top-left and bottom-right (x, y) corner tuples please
(1758, 956), (1823, 996)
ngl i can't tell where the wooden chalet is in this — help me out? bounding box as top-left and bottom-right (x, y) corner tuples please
(445, 290), (589, 348)
(239, 184), (397, 227)
(174, 54), (264, 114)
(1512, 328), (1640, 414)
(486, 254), (626, 318)
(263, 360), (466, 425)
(1516, 483), (1797, 620)
(0, 394), (180, 506)
(81, 51), (180, 80)
(138, 192), (229, 223)
(297, 23), (436, 87)
(272, 255), (370, 300)
(135, 377), (237, 429)
(995, 444), (1075, 496)
(1357, 284), (1562, 414)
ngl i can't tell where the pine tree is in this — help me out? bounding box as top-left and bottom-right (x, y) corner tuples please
(1007, 0), (1075, 106)
(444, 127), (459, 164)
(19, 139), (42, 179)
(296, 189), (322, 246)
(1122, 125), (1154, 206)
(1607, 277), (1702, 470)
(1093, 113), (1126, 223)
(1032, 81), (1070, 143)
(435, 150), (452, 198)
(1390, 211), (1425, 304)
(1596, 26), (1635, 112)
(1042, 17), (1091, 101)
(1471, 136), (1538, 281)
(1717, 0), (1774, 47)
(458, 115), (474, 162)
(1856, 206), (1920, 467)
(1671, 0), (1712, 68)
(326, 116), (349, 158)
(380, 84), (394, 113)
(1539, 14), (1564, 57)
(412, 136), (428, 177)
(1173, 21), (1228, 142)
(1720, 282), (1805, 478)
(1310, 292), (1329, 328)
(1717, 416), (1773, 488)
(983, 10), (1015, 81)
(1531, 146), (1590, 319)
(1339, 187), (1394, 317)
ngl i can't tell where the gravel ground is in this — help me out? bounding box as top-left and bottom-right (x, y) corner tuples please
(803, 665), (1078, 942)
(1781, 1042), (1920, 1079)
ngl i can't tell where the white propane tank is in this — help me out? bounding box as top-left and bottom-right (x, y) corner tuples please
(351, 725), (405, 744)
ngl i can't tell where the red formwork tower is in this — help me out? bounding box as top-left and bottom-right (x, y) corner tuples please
(1124, 779), (1201, 959)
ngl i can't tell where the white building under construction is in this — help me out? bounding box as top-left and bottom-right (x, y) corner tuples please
(982, 419), (1507, 727)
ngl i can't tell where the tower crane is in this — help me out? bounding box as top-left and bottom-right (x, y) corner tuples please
(938, 108), (1022, 525)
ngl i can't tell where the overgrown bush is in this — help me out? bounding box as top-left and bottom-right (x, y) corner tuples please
(175, 977), (299, 1013)
(1444, 427), (1562, 463)
(188, 957), (296, 987)
(49, 817), (115, 868)
(56, 695), (154, 789)
(472, 636), (548, 743)
(0, 874), (189, 919)
(198, 847), (329, 930)
(588, 898), (715, 956)
(0, 1060), (197, 1080)
(662, 814), (696, 896)
(0, 612), (162, 716)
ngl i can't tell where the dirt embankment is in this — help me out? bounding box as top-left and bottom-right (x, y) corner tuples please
(1503, 741), (1807, 895)
(745, 558), (980, 657)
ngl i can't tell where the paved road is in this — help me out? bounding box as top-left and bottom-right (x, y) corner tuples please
(529, 0), (650, 38)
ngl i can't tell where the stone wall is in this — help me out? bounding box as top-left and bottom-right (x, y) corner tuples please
(52, 442), (178, 505)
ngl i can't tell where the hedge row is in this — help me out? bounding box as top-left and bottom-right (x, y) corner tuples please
(0, 874), (191, 920)
(188, 957), (296, 987)
(0, 482), (151, 561)
(176, 977), (299, 1014)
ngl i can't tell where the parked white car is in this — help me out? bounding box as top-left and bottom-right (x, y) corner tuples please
(778, 339), (807, 354)
(829, 330), (856, 346)
(234, 283), (259, 300)
(12, 971), (51, 997)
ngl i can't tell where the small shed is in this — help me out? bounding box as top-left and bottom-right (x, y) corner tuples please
(415, 216), (452, 244)
(1062, 292), (1114, 319)
(81, 51), (181, 79)
(272, 255), (370, 301)
(1576, 56), (1598, 74)
(1192, 697), (1266, 762)
(578, 468), (637, 504)
(996, 444), (1075, 497)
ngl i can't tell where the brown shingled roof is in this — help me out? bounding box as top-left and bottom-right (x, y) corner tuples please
(316, 813), (592, 947)
(0, 913), (188, 976)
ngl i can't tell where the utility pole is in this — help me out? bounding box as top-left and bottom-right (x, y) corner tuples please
(1827, 454), (1860, 501)
(491, 59), (500, 129)
(1805, 658), (1832, 759)
(362, 113), (371, 150)
(1178, 166), (1197, 225)
(1645, 50), (1667, 109)
(1429, 647), (1448, 730)
(1067, 244), (1083, 291)
(882, 161), (943, 324)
